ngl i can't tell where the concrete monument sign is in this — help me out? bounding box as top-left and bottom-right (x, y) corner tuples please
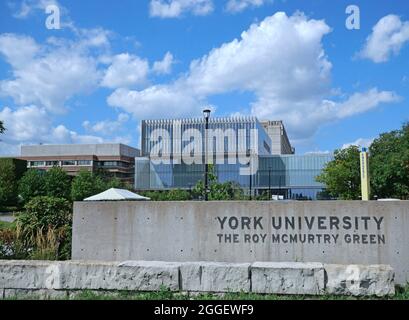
(72, 201), (409, 284)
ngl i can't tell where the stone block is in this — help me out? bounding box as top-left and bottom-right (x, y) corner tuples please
(3, 289), (68, 300)
(0, 260), (57, 290)
(251, 262), (325, 295)
(180, 262), (251, 293)
(324, 264), (395, 297)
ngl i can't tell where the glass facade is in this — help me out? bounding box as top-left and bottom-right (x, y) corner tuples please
(135, 154), (333, 199)
(141, 117), (272, 158)
(136, 116), (333, 200)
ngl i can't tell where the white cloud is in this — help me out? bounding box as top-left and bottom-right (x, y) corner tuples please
(153, 52), (175, 75)
(101, 54), (149, 89)
(0, 32), (106, 114)
(226, 0), (268, 13)
(107, 86), (201, 119)
(342, 138), (374, 150)
(359, 14), (409, 63)
(149, 0), (214, 18)
(83, 113), (130, 135)
(0, 105), (132, 155)
(0, 105), (51, 143)
(305, 150), (331, 155)
(11, 0), (61, 19)
(335, 88), (400, 118)
(107, 12), (399, 138)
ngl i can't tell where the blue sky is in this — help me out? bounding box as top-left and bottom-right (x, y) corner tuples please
(0, 0), (408, 155)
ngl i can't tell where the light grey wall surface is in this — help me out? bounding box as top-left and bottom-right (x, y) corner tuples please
(21, 144), (139, 157)
(72, 201), (409, 284)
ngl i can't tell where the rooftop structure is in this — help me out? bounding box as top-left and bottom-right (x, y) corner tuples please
(19, 143), (140, 184)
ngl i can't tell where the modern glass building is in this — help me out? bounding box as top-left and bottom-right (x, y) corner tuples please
(135, 117), (333, 200)
(141, 117), (273, 158)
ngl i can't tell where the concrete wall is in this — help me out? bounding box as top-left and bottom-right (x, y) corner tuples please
(72, 201), (409, 284)
(21, 144), (139, 158)
(0, 261), (395, 298)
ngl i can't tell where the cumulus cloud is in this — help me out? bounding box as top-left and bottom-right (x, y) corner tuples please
(107, 12), (399, 141)
(101, 54), (149, 89)
(153, 52), (175, 75)
(335, 88), (400, 118)
(342, 138), (374, 150)
(0, 105), (133, 155)
(149, 0), (214, 18)
(359, 14), (409, 63)
(11, 0), (61, 19)
(107, 86), (201, 119)
(83, 113), (130, 135)
(225, 0), (268, 13)
(0, 32), (109, 114)
(0, 106), (97, 154)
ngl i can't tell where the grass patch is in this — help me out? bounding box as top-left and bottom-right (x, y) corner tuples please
(0, 220), (13, 230)
(0, 206), (19, 214)
(6, 286), (403, 301)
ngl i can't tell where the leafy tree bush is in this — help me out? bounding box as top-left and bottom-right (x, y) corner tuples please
(370, 123), (409, 199)
(193, 180), (244, 200)
(316, 146), (361, 200)
(17, 196), (72, 235)
(43, 167), (71, 200)
(18, 169), (46, 203)
(0, 159), (27, 206)
(71, 170), (106, 201)
(317, 123), (409, 200)
(16, 196), (72, 260)
(141, 189), (192, 201)
(0, 120), (4, 134)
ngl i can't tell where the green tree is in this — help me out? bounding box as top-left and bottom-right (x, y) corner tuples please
(370, 123), (409, 199)
(140, 189), (192, 201)
(17, 196), (72, 233)
(164, 189), (192, 201)
(44, 167), (71, 200)
(0, 121), (4, 134)
(192, 165), (244, 200)
(71, 170), (106, 201)
(316, 146), (361, 200)
(16, 196), (72, 260)
(18, 170), (46, 203)
(0, 159), (26, 206)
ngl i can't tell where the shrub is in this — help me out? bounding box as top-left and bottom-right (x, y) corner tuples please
(71, 170), (106, 201)
(0, 158), (27, 206)
(18, 169), (46, 203)
(16, 196), (72, 260)
(43, 167), (71, 200)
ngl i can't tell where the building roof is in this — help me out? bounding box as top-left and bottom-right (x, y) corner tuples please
(21, 143), (140, 158)
(83, 188), (150, 201)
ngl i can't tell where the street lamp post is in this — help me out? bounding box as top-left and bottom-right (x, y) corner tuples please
(248, 149), (252, 201)
(203, 109), (211, 201)
(268, 166), (272, 200)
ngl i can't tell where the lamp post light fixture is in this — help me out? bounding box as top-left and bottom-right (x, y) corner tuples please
(248, 149), (252, 201)
(268, 166), (272, 201)
(203, 109), (211, 201)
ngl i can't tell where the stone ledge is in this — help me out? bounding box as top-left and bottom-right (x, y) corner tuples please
(0, 260), (395, 297)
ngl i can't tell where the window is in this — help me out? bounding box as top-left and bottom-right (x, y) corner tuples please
(30, 161), (45, 167)
(62, 160), (76, 166)
(46, 161), (60, 167)
(77, 160), (92, 166)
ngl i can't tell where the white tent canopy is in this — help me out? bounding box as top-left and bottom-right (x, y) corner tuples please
(84, 188), (150, 201)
